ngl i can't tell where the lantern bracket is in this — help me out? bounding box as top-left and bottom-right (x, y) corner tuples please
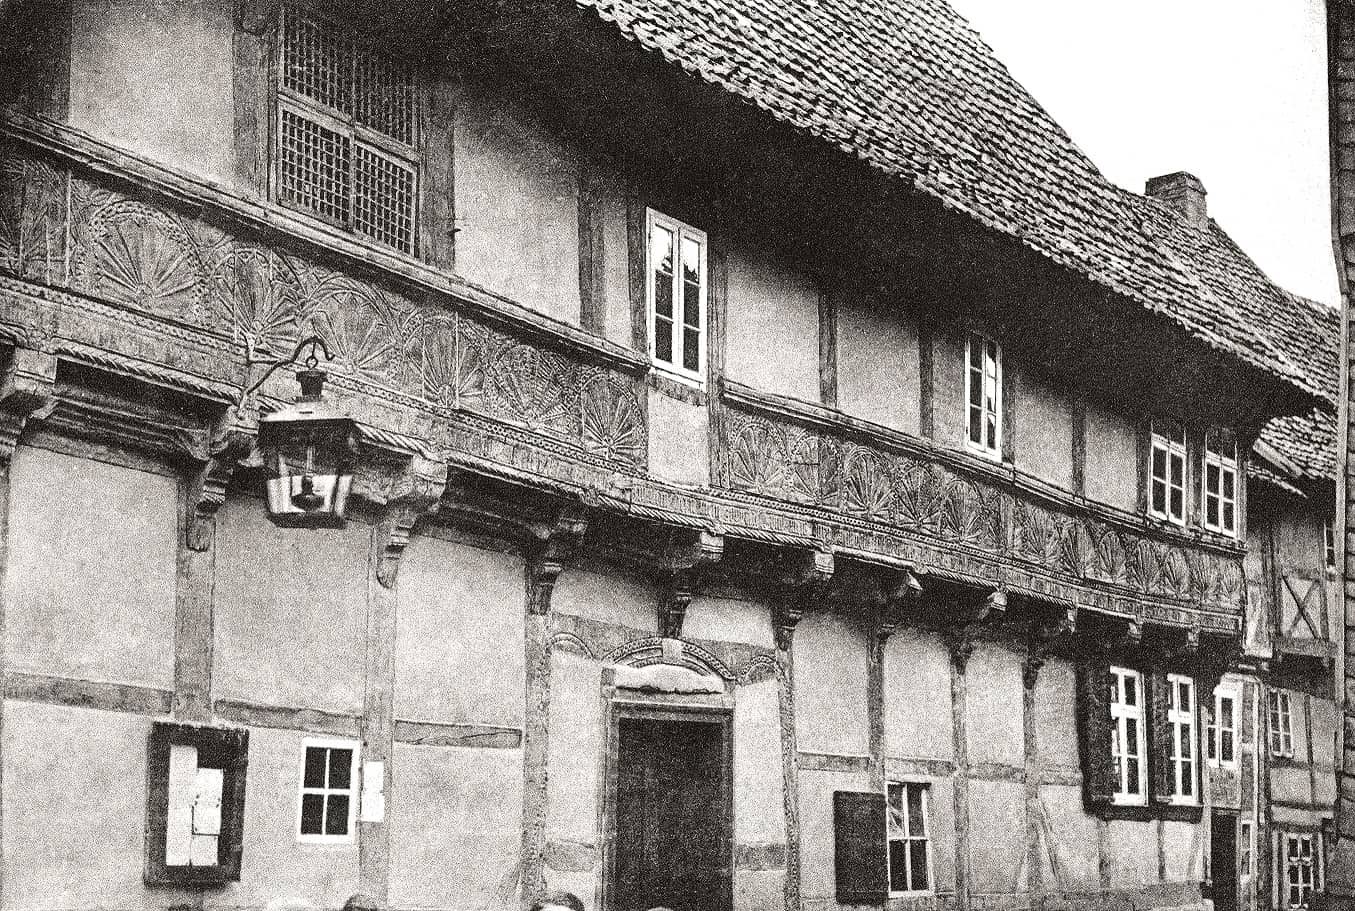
(238, 335), (334, 408)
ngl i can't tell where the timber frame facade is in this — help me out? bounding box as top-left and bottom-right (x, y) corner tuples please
(0, 2), (1330, 911)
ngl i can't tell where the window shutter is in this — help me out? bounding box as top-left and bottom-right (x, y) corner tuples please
(834, 790), (887, 904)
(1150, 669), (1174, 804)
(1076, 662), (1114, 807)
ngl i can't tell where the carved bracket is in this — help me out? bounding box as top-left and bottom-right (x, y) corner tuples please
(374, 455), (450, 588)
(945, 588), (1007, 673)
(773, 548), (835, 651)
(0, 347), (57, 464)
(1022, 605), (1078, 688)
(525, 504), (590, 616)
(181, 406), (259, 552)
(658, 531), (725, 638)
(874, 569), (923, 644)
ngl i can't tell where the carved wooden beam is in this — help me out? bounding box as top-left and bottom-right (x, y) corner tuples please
(773, 548), (835, 650)
(1022, 605), (1078, 689)
(374, 455), (450, 588)
(945, 588), (1007, 672)
(181, 406), (259, 552)
(0, 347), (56, 463)
(658, 531), (725, 638)
(525, 504), (590, 616)
(874, 569), (923, 644)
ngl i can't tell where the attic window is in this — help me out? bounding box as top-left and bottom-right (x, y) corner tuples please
(275, 4), (418, 254)
(646, 209), (707, 385)
(1149, 419), (1186, 526)
(1202, 428), (1238, 536)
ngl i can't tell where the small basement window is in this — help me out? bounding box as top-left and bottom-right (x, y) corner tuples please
(145, 722), (249, 885)
(1149, 419), (1187, 525)
(298, 738), (360, 843)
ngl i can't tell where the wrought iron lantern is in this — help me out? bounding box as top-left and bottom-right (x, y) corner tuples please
(252, 337), (357, 528)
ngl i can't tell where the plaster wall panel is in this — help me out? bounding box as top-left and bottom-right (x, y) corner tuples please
(1, 702), (149, 910)
(553, 566), (657, 634)
(735, 869), (785, 911)
(966, 779), (1028, 894)
(1270, 766), (1315, 806)
(214, 498), (368, 715)
(1038, 784), (1101, 891)
(798, 768), (870, 904)
(598, 174), (634, 349)
(930, 328), (967, 452)
(389, 742), (523, 910)
(4, 445), (176, 689)
(1162, 819), (1203, 883)
(647, 388), (710, 486)
(1013, 366), (1073, 490)
(1104, 819), (1160, 889)
(453, 80), (581, 325)
(685, 594), (776, 648)
(964, 644), (1024, 768)
(545, 651), (604, 846)
(216, 726), (359, 909)
(835, 293), (920, 433)
(733, 677), (786, 846)
(724, 243), (820, 402)
(794, 612), (868, 756)
(1084, 405), (1140, 513)
(1311, 698), (1339, 768)
(883, 627), (954, 761)
(68, 0), (235, 184)
(1034, 659), (1079, 768)
(395, 535), (526, 727)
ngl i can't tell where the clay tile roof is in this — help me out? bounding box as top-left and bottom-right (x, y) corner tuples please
(573, 0), (1327, 400)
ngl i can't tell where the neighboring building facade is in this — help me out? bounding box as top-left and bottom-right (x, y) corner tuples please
(0, 3), (1332, 911)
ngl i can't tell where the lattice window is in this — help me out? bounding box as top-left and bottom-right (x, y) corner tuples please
(297, 738), (359, 843)
(275, 4), (418, 253)
(1284, 833), (1320, 910)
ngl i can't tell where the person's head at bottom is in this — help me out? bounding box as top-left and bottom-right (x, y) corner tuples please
(529, 892), (585, 911)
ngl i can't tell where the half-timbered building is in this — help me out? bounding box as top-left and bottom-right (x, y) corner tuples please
(0, 2), (1334, 911)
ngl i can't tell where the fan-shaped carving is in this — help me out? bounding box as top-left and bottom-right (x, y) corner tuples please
(1057, 521), (1092, 577)
(580, 373), (645, 465)
(786, 431), (828, 505)
(842, 448), (894, 520)
(0, 150), (65, 282)
(487, 342), (575, 435)
(1013, 502), (1056, 563)
(1214, 558), (1245, 608)
(1087, 524), (1126, 584)
(894, 460), (944, 533)
(728, 420), (788, 495)
(90, 205), (204, 321)
(419, 315), (463, 407)
(1157, 546), (1191, 599)
(210, 246), (300, 356)
(308, 279), (406, 384)
(1124, 538), (1159, 593)
(940, 479), (993, 545)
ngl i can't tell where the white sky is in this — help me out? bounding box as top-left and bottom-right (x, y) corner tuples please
(947, 0), (1340, 307)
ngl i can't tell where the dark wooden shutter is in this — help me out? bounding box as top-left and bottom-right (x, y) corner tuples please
(834, 790), (887, 904)
(1076, 661), (1115, 808)
(1150, 669), (1174, 805)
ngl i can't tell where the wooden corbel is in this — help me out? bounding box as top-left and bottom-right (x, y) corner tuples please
(1022, 605), (1078, 689)
(773, 548), (834, 651)
(374, 455), (449, 588)
(0, 347), (57, 464)
(525, 504), (589, 616)
(179, 405), (259, 552)
(658, 531), (725, 638)
(945, 588), (1007, 672)
(874, 569), (923, 644)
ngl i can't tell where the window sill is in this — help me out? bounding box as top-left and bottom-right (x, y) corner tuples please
(1090, 800), (1203, 823)
(647, 369), (708, 405)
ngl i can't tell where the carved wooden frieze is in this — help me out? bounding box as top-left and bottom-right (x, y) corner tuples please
(718, 405), (1246, 618)
(0, 141), (647, 472)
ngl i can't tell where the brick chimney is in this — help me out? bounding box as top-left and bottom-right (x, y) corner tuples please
(1145, 171), (1209, 229)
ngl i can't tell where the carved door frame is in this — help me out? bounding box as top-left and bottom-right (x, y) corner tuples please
(599, 697), (734, 911)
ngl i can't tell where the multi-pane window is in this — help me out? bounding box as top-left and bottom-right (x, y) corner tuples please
(646, 209), (706, 384)
(1167, 674), (1198, 803)
(276, 4), (418, 254)
(1203, 428), (1238, 535)
(965, 332), (1002, 458)
(886, 782), (931, 894)
(1149, 419), (1187, 525)
(1208, 685), (1239, 769)
(1109, 666), (1147, 804)
(1269, 691), (1295, 758)
(298, 739), (359, 843)
(1285, 833), (1320, 910)
(1240, 821), (1253, 877)
(1326, 517), (1337, 570)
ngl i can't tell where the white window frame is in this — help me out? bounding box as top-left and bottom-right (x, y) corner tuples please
(645, 208), (707, 387)
(1208, 684), (1240, 771)
(1110, 666), (1148, 806)
(1202, 429), (1239, 536)
(964, 332), (1002, 460)
(297, 736), (360, 845)
(886, 780), (933, 896)
(1284, 832), (1321, 910)
(1149, 420), (1187, 526)
(1270, 691), (1295, 758)
(1167, 673), (1199, 804)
